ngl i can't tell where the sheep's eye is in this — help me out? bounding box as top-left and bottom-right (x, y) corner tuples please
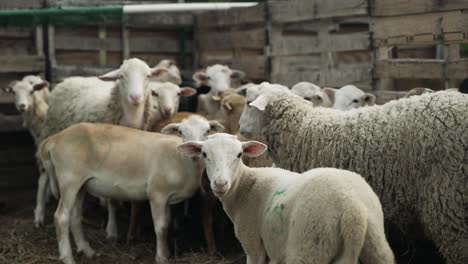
(316, 96), (322, 101)
(352, 99), (359, 103)
(152, 91), (158, 97)
(237, 152), (242, 158)
(202, 152), (207, 158)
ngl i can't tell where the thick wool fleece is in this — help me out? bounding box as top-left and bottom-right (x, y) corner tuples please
(262, 91), (468, 263)
(39, 79), (152, 142)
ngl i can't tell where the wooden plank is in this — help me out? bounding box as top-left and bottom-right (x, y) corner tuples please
(374, 59), (445, 79)
(322, 65), (372, 87)
(198, 27), (266, 51)
(54, 35), (194, 53)
(371, 11), (468, 47)
(47, 0), (158, 6)
(271, 71), (321, 87)
(35, 26), (44, 57)
(0, 56), (44, 73)
(269, 0), (368, 23)
(372, 0), (468, 17)
(446, 59), (468, 79)
(51, 65), (115, 83)
(375, 91), (407, 104)
(48, 25), (57, 67)
(270, 55), (321, 76)
(197, 4), (265, 28)
(272, 32), (370, 56)
(0, 28), (33, 38)
(0, 0), (44, 9)
(122, 26), (130, 59)
(0, 149), (36, 166)
(125, 13), (194, 29)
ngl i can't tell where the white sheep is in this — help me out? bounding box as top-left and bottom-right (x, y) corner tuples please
(152, 59), (182, 85)
(178, 133), (394, 263)
(38, 116), (224, 264)
(192, 64), (246, 119)
(290, 82), (333, 107)
(327, 84), (375, 110)
(34, 58), (168, 230)
(239, 87), (468, 264)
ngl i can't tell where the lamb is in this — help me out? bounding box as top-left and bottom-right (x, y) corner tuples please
(34, 58), (168, 230)
(326, 84), (375, 110)
(290, 82), (333, 107)
(178, 133), (394, 263)
(239, 85), (468, 264)
(403, 87), (435, 98)
(38, 116), (224, 264)
(192, 64), (246, 119)
(153, 59), (182, 85)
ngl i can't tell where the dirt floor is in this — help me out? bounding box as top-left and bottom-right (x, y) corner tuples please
(0, 189), (244, 264)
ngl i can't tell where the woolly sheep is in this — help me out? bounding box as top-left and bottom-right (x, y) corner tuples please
(192, 64), (246, 119)
(239, 89), (468, 263)
(327, 85), (375, 110)
(34, 58), (168, 230)
(403, 87), (435, 98)
(38, 116), (224, 264)
(178, 133), (394, 263)
(290, 82), (333, 107)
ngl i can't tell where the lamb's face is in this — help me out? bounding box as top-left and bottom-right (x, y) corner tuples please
(99, 58), (168, 107)
(4, 80), (48, 113)
(161, 115), (224, 142)
(150, 59), (182, 85)
(150, 82), (196, 118)
(177, 133), (266, 197)
(193, 64), (245, 96)
(333, 85), (375, 111)
(291, 82), (332, 107)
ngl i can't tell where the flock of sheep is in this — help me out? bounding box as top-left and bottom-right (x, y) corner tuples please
(3, 57), (467, 264)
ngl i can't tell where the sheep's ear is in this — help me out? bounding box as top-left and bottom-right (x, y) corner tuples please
(177, 141), (203, 157)
(250, 95), (270, 111)
(3, 81), (17, 93)
(222, 100), (233, 111)
(208, 120), (224, 132)
(230, 70), (246, 80)
(322, 87), (337, 103)
(150, 67), (168, 78)
(192, 71), (209, 87)
(33, 81), (49, 91)
(242, 141), (267, 157)
(363, 93), (376, 106)
(160, 123), (181, 135)
(99, 69), (121, 81)
(179, 87), (196, 97)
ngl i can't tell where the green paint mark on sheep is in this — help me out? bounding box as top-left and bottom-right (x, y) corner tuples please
(266, 186), (289, 236)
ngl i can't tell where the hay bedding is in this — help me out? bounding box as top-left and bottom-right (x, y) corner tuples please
(0, 190), (244, 264)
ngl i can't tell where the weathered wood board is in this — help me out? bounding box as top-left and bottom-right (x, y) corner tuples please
(372, 0), (468, 17)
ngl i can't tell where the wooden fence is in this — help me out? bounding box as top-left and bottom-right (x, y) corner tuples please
(268, 0), (373, 91)
(370, 0), (468, 103)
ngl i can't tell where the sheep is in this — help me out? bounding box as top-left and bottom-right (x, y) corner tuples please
(403, 87), (435, 98)
(34, 58), (168, 230)
(239, 86), (468, 264)
(177, 133), (394, 263)
(38, 116), (224, 264)
(147, 82), (196, 128)
(152, 59), (182, 85)
(290, 82), (333, 107)
(326, 84), (375, 110)
(192, 64), (246, 119)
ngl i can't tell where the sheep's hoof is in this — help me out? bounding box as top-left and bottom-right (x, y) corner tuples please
(59, 256), (76, 264)
(33, 219), (44, 229)
(78, 246), (97, 258)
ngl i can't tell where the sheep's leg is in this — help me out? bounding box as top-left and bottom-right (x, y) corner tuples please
(54, 186), (79, 264)
(126, 201), (143, 245)
(202, 193), (217, 254)
(105, 199), (119, 240)
(247, 253), (267, 264)
(70, 189), (95, 258)
(359, 218), (394, 264)
(34, 171), (49, 228)
(149, 196), (170, 264)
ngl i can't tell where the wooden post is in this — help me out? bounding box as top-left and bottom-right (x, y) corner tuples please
(47, 25), (56, 68)
(444, 44), (461, 89)
(98, 25), (107, 66)
(122, 25), (130, 60)
(375, 46), (394, 92)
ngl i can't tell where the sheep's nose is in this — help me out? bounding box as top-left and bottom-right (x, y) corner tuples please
(130, 95), (141, 104)
(18, 104), (26, 111)
(214, 180), (227, 188)
(163, 107), (172, 116)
